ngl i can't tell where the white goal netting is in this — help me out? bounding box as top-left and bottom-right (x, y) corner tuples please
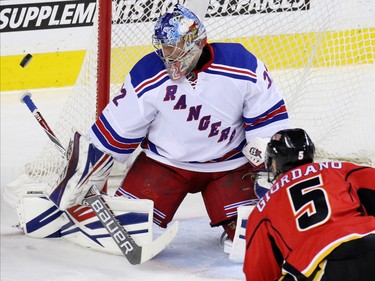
(5, 0), (375, 207)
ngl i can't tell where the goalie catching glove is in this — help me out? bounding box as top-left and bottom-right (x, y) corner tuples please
(46, 132), (114, 210)
(253, 171), (273, 198)
(243, 137), (273, 198)
(242, 137), (269, 170)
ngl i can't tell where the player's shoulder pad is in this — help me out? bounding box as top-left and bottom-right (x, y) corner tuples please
(340, 161), (373, 175)
(210, 42), (258, 74)
(129, 52), (168, 91)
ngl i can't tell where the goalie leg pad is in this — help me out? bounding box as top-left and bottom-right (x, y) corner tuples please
(229, 205), (256, 262)
(18, 192), (155, 255)
(47, 132), (114, 210)
(17, 189), (64, 238)
(62, 196), (155, 255)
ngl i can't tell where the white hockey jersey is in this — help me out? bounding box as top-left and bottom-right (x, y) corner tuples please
(86, 43), (290, 172)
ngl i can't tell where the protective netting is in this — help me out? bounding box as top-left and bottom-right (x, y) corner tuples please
(6, 0), (375, 207)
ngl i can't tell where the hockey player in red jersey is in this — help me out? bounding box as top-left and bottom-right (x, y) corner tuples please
(243, 128), (375, 281)
(46, 3), (290, 250)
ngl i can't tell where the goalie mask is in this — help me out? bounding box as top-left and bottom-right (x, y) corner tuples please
(152, 4), (207, 80)
(265, 128), (315, 180)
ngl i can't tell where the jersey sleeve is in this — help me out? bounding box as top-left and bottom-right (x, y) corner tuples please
(346, 164), (375, 216)
(243, 58), (290, 142)
(86, 75), (156, 163)
(244, 218), (283, 281)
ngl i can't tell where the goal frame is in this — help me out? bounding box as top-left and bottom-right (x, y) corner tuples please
(97, 0), (112, 117)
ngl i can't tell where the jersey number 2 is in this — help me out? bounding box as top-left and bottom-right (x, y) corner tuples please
(287, 175), (331, 231)
(113, 88), (127, 106)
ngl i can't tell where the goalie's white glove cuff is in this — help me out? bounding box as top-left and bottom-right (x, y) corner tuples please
(254, 171), (273, 198)
(47, 132), (114, 210)
(242, 137), (269, 168)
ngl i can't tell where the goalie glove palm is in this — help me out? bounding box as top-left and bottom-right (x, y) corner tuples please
(48, 132), (114, 210)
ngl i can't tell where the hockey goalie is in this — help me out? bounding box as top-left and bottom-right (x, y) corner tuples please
(16, 2), (288, 265)
(16, 131), (269, 264)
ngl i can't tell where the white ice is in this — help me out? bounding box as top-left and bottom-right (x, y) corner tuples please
(1, 89), (245, 281)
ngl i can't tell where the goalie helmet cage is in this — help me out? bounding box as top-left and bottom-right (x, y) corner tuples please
(6, 0), (375, 206)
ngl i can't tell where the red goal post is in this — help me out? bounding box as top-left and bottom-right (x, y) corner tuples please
(97, 0), (111, 117)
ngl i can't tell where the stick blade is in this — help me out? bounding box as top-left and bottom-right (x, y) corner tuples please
(140, 221), (179, 263)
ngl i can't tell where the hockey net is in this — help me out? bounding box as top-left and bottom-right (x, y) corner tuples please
(5, 0), (375, 207)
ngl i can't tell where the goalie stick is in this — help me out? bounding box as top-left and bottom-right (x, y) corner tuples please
(20, 92), (67, 158)
(20, 91), (178, 264)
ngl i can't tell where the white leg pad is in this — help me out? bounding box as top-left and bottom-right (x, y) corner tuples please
(229, 205), (256, 262)
(62, 196), (154, 255)
(17, 189), (63, 238)
(17, 191), (155, 256)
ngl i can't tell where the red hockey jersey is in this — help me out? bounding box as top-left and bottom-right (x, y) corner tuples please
(243, 161), (375, 281)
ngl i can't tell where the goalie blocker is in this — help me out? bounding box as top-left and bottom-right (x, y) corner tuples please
(46, 132), (114, 211)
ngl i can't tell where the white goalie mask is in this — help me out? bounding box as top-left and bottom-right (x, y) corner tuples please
(152, 4), (207, 80)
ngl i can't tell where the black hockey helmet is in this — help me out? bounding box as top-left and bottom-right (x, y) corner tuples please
(265, 128), (315, 179)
